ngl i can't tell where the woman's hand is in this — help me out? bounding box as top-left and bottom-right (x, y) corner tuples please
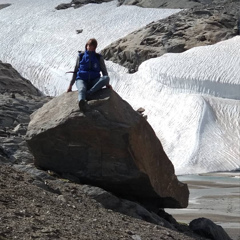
(67, 86), (72, 92)
(106, 84), (112, 89)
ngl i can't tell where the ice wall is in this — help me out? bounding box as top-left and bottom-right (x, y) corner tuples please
(112, 37), (240, 174)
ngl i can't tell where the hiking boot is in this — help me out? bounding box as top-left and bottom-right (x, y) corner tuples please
(78, 99), (86, 112)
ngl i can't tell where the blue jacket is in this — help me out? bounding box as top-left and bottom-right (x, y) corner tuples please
(76, 51), (101, 81)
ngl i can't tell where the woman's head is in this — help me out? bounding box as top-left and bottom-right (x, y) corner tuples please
(85, 38), (98, 51)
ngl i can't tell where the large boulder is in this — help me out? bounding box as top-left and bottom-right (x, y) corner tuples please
(26, 89), (189, 209)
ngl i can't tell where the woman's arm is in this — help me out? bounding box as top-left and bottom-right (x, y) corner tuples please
(99, 56), (108, 76)
(67, 55), (80, 92)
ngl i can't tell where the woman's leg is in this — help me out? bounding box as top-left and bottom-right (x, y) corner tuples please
(76, 79), (87, 101)
(88, 76), (110, 95)
(76, 79), (88, 111)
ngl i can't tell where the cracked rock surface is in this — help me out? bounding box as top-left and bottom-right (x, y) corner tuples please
(101, 1), (239, 72)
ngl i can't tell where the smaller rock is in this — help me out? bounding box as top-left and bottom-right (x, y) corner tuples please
(136, 107), (145, 113)
(0, 129), (8, 137)
(132, 235), (141, 240)
(136, 107), (147, 119)
(189, 217), (232, 240)
(55, 3), (72, 10)
(57, 195), (67, 203)
(13, 123), (27, 135)
(126, 229), (134, 235)
(76, 29), (83, 34)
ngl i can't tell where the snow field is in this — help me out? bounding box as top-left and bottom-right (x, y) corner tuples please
(0, 0), (239, 174)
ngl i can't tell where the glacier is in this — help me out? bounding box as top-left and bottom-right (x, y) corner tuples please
(0, 0), (239, 175)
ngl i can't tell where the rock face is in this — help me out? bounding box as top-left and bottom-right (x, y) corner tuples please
(102, 1), (239, 72)
(55, 0), (112, 10)
(0, 4), (11, 10)
(0, 61), (42, 96)
(26, 89), (189, 209)
(117, 0), (209, 9)
(189, 218), (232, 240)
(0, 61), (50, 164)
(56, 0), (213, 10)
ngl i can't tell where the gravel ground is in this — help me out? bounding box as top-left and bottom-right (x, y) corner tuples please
(0, 164), (207, 240)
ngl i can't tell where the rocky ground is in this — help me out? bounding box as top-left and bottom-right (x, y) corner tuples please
(1, 164), (209, 240)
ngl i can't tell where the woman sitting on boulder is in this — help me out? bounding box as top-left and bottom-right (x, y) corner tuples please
(67, 38), (111, 111)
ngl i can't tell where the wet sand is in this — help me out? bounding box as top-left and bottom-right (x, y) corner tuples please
(166, 172), (240, 240)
